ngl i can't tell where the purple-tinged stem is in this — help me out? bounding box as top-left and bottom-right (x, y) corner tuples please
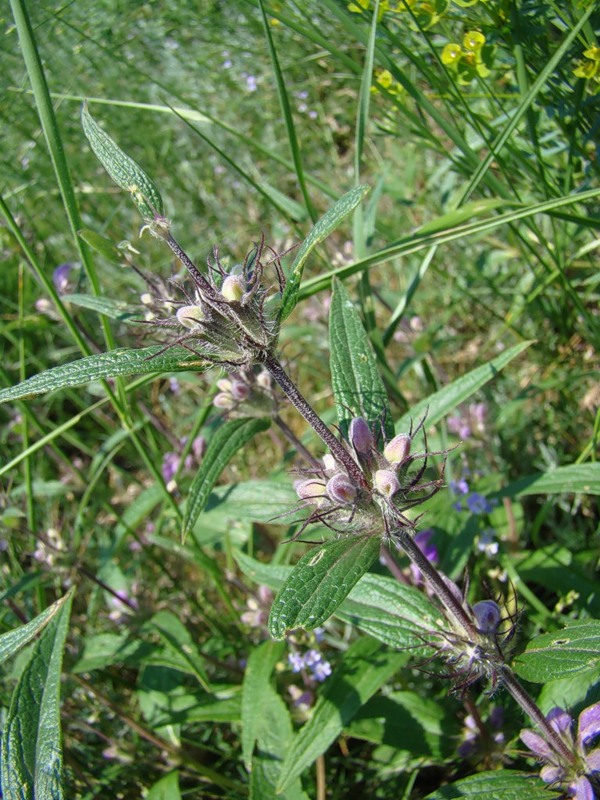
(393, 526), (478, 637)
(499, 666), (577, 766)
(262, 353), (368, 489)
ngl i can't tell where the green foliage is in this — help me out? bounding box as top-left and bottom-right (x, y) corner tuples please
(1, 0), (599, 797)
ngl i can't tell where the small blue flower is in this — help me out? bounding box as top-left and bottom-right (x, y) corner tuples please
(304, 649), (322, 668)
(311, 660), (332, 682)
(288, 652), (305, 673)
(466, 493), (493, 515)
(450, 478), (470, 496)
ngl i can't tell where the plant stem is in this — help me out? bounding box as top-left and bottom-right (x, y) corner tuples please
(274, 414), (322, 469)
(499, 666), (577, 766)
(392, 526), (478, 637)
(262, 353), (368, 488)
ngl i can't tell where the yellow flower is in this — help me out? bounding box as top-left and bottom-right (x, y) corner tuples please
(463, 30), (486, 54)
(348, 0), (369, 12)
(375, 68), (394, 89)
(441, 43), (462, 66)
(573, 45), (600, 86)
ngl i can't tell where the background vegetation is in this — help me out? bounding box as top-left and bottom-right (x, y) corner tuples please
(1, 0), (599, 797)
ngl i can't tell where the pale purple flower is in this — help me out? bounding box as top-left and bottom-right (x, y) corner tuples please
(304, 649), (321, 668)
(245, 74), (258, 91)
(308, 110), (318, 120)
(477, 530), (499, 557)
(311, 660), (332, 681)
(288, 652), (305, 673)
(161, 452), (180, 483)
(52, 263), (76, 294)
(450, 478), (470, 496)
(520, 702), (600, 799)
(447, 414), (472, 439)
(466, 493), (493, 515)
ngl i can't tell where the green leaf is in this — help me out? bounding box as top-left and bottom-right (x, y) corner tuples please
(416, 198), (515, 235)
(1, 589), (74, 800)
(336, 572), (444, 652)
(61, 293), (135, 319)
(81, 102), (164, 219)
(0, 595), (70, 666)
(514, 620), (600, 683)
(424, 770), (558, 799)
(279, 184), (369, 321)
(499, 463), (600, 497)
(77, 228), (122, 261)
(150, 610), (211, 691)
(237, 551), (444, 652)
(329, 276), (393, 439)
(347, 691), (457, 760)
(146, 772), (182, 800)
(241, 640), (286, 769)
(268, 535), (381, 640)
(183, 418), (271, 540)
(276, 637), (408, 793)
(0, 346), (207, 404)
(250, 681), (309, 800)
(394, 341), (533, 432)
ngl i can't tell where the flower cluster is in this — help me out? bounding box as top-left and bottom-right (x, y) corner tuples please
(161, 435), (206, 493)
(288, 647), (332, 683)
(573, 46), (600, 94)
(447, 402), (487, 440)
(458, 705), (505, 761)
(213, 367), (278, 419)
(520, 703), (600, 799)
(348, 0), (488, 29)
(371, 68), (405, 99)
(294, 415), (446, 537)
(146, 235), (285, 370)
(441, 31), (493, 85)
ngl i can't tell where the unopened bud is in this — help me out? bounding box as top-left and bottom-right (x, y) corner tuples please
(177, 304), (205, 329)
(383, 433), (411, 466)
(256, 370), (272, 391)
(216, 378), (232, 392)
(295, 478), (327, 501)
(230, 380), (250, 401)
(349, 417), (374, 455)
(213, 393), (235, 409)
(374, 469), (400, 498)
(322, 454), (336, 474)
(140, 292), (153, 306)
(326, 473), (357, 505)
(221, 274), (245, 302)
(472, 600), (502, 634)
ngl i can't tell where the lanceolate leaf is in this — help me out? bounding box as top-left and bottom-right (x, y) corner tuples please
(1, 589), (74, 800)
(279, 184), (369, 321)
(498, 463), (600, 498)
(82, 102), (164, 219)
(514, 620), (600, 683)
(394, 340), (533, 433)
(183, 417), (271, 540)
(242, 639), (286, 770)
(0, 346), (207, 404)
(0, 595), (71, 666)
(268, 535), (381, 640)
(61, 293), (135, 320)
(276, 637), (408, 793)
(329, 276), (393, 439)
(423, 769), (556, 799)
(237, 551), (444, 653)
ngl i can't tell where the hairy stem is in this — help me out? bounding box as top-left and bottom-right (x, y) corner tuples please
(499, 666), (577, 766)
(392, 526), (478, 637)
(274, 415), (322, 469)
(262, 353), (368, 488)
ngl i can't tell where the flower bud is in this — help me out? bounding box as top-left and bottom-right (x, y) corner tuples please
(221, 274), (245, 302)
(177, 304), (205, 329)
(472, 600), (501, 634)
(216, 378), (232, 392)
(383, 433), (411, 467)
(349, 417), (374, 455)
(326, 473), (357, 505)
(213, 393), (235, 409)
(374, 469), (400, 498)
(230, 379), (250, 401)
(322, 454), (336, 474)
(295, 478), (326, 501)
(256, 370), (272, 391)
